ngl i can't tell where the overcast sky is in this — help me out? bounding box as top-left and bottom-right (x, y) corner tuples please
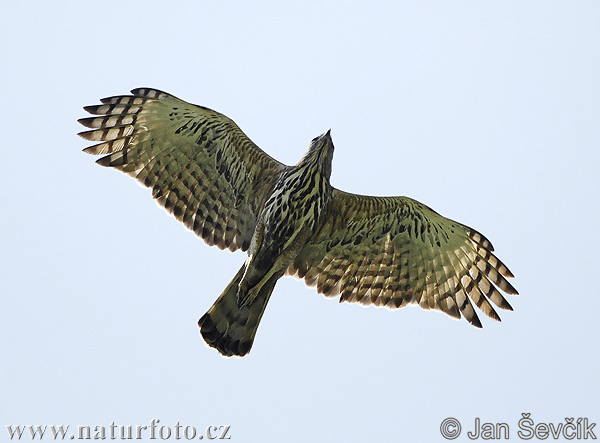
(1, 1), (599, 442)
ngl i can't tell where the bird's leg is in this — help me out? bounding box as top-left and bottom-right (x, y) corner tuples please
(237, 285), (259, 308)
(237, 245), (287, 308)
(237, 258), (272, 308)
(237, 257), (278, 308)
(237, 226), (315, 309)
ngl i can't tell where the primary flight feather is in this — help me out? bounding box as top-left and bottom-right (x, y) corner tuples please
(78, 88), (518, 357)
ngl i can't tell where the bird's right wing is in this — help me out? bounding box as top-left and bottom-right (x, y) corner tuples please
(78, 88), (286, 251)
(287, 189), (518, 327)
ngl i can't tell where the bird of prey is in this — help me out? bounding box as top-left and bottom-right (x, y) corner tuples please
(78, 88), (518, 357)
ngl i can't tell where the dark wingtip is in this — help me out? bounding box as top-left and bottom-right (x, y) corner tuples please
(77, 117), (95, 128)
(95, 155), (112, 167)
(130, 87), (169, 100)
(505, 281), (519, 295)
(83, 105), (99, 115)
(468, 313), (483, 329)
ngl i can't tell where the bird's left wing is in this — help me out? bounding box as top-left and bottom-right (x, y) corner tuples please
(78, 88), (286, 251)
(287, 189), (518, 327)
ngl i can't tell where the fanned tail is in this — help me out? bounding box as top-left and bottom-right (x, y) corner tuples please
(198, 264), (277, 357)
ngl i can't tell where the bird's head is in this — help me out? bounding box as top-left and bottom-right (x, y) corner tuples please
(298, 129), (335, 178)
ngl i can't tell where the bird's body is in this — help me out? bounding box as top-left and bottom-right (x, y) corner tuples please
(239, 136), (333, 305)
(199, 135), (335, 355)
(79, 88), (518, 357)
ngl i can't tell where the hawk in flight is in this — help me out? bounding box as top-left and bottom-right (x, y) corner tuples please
(78, 88), (518, 357)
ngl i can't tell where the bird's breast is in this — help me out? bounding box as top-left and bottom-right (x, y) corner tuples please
(259, 167), (331, 250)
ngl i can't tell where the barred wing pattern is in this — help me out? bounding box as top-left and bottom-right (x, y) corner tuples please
(288, 190), (518, 327)
(78, 88), (285, 251)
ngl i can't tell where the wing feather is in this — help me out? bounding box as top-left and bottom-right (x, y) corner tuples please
(290, 189), (518, 327)
(78, 88), (286, 252)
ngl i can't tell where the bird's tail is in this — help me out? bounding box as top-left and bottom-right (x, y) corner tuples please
(198, 264), (277, 357)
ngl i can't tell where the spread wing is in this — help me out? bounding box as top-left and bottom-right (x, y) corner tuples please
(287, 189), (518, 327)
(78, 88), (286, 251)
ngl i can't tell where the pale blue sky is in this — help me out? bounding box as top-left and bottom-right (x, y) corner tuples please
(1, 1), (599, 441)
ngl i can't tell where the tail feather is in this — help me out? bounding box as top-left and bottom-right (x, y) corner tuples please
(198, 265), (278, 357)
